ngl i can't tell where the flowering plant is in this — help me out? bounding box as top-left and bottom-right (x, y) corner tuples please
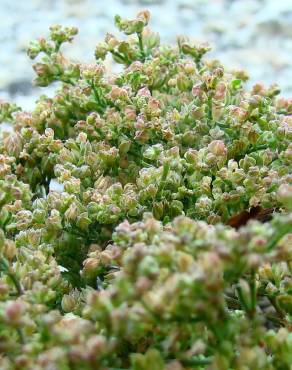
(0, 11), (291, 370)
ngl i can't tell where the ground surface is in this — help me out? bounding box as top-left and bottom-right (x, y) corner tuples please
(0, 0), (291, 109)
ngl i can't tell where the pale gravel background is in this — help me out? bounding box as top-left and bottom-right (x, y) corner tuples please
(0, 0), (292, 111)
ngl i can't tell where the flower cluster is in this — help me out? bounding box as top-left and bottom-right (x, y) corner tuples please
(0, 10), (291, 370)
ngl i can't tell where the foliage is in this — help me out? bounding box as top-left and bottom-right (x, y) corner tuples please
(0, 10), (291, 370)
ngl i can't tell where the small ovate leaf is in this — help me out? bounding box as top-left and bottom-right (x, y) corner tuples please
(231, 79), (242, 90)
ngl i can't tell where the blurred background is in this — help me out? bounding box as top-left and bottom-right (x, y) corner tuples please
(0, 0), (291, 110)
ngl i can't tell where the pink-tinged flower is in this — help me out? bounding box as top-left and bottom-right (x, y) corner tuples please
(208, 140), (227, 156)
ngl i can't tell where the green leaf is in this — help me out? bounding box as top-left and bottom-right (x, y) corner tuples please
(231, 79), (242, 90)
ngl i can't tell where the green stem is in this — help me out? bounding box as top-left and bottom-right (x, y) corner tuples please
(245, 144), (268, 155)
(235, 144), (269, 161)
(7, 272), (24, 296)
(55, 40), (61, 52)
(88, 82), (106, 115)
(267, 295), (285, 319)
(17, 328), (25, 344)
(111, 51), (130, 65)
(249, 271), (257, 316)
(137, 32), (145, 61)
(207, 95), (213, 122)
(236, 285), (249, 312)
(1, 257), (24, 296)
(181, 357), (212, 366)
(157, 162), (170, 194)
(266, 314), (284, 326)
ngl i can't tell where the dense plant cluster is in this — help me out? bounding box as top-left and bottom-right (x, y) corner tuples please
(0, 11), (291, 369)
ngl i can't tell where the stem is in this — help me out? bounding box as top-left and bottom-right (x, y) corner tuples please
(245, 144), (269, 156)
(110, 51), (130, 65)
(55, 40), (62, 52)
(267, 295), (285, 319)
(137, 32), (145, 61)
(1, 257), (24, 296)
(17, 328), (25, 344)
(266, 296), (292, 330)
(207, 95), (213, 122)
(181, 357), (212, 366)
(7, 272), (24, 296)
(235, 144), (269, 161)
(194, 54), (202, 70)
(265, 314), (284, 327)
(90, 81), (106, 113)
(236, 274), (257, 318)
(157, 162), (170, 194)
(236, 285), (249, 312)
(249, 271), (257, 317)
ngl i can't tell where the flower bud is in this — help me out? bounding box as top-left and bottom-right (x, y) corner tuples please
(184, 61), (196, 75)
(137, 87), (151, 97)
(64, 177), (81, 194)
(83, 258), (100, 275)
(3, 240), (17, 260)
(119, 140), (131, 155)
(192, 83), (203, 97)
(76, 213), (91, 230)
(64, 202), (78, 221)
(61, 294), (77, 312)
(124, 106), (136, 121)
(177, 73), (191, 91)
(5, 300), (25, 325)
(109, 86), (128, 100)
(137, 10), (151, 25)
(46, 209), (62, 231)
(153, 201), (164, 220)
(185, 149), (198, 164)
(3, 133), (23, 157)
(208, 140), (227, 156)
(95, 42), (108, 60)
(277, 183), (292, 210)
(105, 33), (119, 50)
(143, 28), (160, 49)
